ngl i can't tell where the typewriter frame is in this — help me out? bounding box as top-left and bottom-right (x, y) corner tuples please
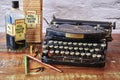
(41, 17), (116, 67)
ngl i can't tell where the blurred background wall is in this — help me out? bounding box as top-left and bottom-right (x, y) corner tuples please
(1, 0), (120, 33)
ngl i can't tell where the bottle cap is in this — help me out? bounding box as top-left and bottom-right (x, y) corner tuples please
(12, 1), (19, 8)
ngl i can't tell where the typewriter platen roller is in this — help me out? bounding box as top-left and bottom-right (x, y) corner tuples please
(42, 17), (116, 67)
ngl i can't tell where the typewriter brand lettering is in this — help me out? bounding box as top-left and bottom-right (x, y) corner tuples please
(65, 33), (84, 39)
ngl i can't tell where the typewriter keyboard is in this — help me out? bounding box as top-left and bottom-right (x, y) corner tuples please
(42, 39), (107, 67)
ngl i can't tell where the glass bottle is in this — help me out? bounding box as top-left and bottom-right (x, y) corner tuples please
(5, 1), (26, 50)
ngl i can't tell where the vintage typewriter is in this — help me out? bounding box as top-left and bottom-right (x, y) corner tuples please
(41, 17), (116, 67)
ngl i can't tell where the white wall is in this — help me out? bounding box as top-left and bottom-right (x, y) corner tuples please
(0, 0), (120, 33)
(43, 0), (120, 33)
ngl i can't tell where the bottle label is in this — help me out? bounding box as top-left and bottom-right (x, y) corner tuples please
(15, 19), (26, 41)
(6, 23), (15, 36)
(25, 11), (38, 28)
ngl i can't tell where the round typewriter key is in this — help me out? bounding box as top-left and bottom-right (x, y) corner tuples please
(79, 47), (83, 51)
(42, 45), (48, 49)
(48, 40), (53, 44)
(83, 43), (87, 46)
(81, 53), (85, 56)
(49, 50), (54, 54)
(84, 48), (89, 51)
(49, 45), (54, 48)
(60, 51), (65, 54)
(43, 41), (47, 44)
(75, 52), (80, 55)
(55, 50), (59, 54)
(88, 43), (92, 46)
(65, 51), (69, 55)
(74, 47), (78, 50)
(58, 41), (62, 44)
(43, 50), (48, 54)
(78, 43), (82, 46)
(64, 46), (69, 49)
(86, 53), (91, 56)
(70, 52), (74, 55)
(93, 43), (98, 46)
(97, 54), (102, 58)
(95, 48), (100, 52)
(54, 46), (58, 49)
(54, 41), (58, 44)
(101, 43), (106, 48)
(59, 46), (63, 49)
(69, 47), (73, 50)
(73, 42), (77, 45)
(68, 42), (72, 45)
(63, 42), (67, 45)
(92, 54), (97, 58)
(90, 49), (94, 53)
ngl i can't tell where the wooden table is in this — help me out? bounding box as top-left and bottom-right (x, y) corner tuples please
(0, 33), (120, 80)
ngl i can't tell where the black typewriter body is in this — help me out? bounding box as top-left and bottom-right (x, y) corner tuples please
(41, 17), (116, 67)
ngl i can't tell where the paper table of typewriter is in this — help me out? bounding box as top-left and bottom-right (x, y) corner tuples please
(42, 17), (116, 67)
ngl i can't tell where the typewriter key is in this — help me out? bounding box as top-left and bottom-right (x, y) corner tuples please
(43, 50), (48, 54)
(81, 53), (85, 56)
(73, 42), (77, 45)
(83, 43), (87, 46)
(93, 43), (97, 46)
(84, 48), (89, 51)
(88, 43), (92, 46)
(65, 51), (69, 55)
(79, 47), (83, 51)
(43, 41), (47, 44)
(64, 46), (69, 49)
(54, 46), (58, 49)
(54, 41), (58, 44)
(74, 47), (78, 50)
(49, 45), (54, 48)
(69, 47), (73, 50)
(101, 43), (106, 48)
(60, 51), (65, 54)
(90, 49), (94, 53)
(59, 46), (64, 49)
(63, 42), (67, 45)
(58, 41), (63, 44)
(95, 48), (100, 52)
(78, 43), (82, 46)
(48, 40), (53, 44)
(75, 52), (80, 55)
(68, 42), (72, 45)
(92, 54), (97, 58)
(97, 54), (102, 58)
(49, 50), (54, 54)
(86, 53), (91, 56)
(42, 45), (48, 49)
(55, 50), (59, 54)
(70, 52), (74, 55)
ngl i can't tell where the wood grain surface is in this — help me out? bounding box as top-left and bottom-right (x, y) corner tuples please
(0, 33), (120, 80)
